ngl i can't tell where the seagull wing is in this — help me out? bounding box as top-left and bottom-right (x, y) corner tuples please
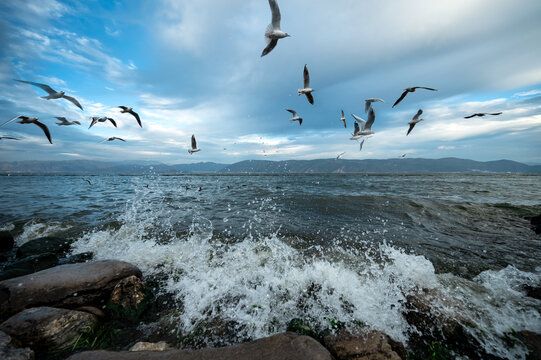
(412, 109), (423, 121)
(118, 106), (128, 111)
(191, 135), (197, 149)
(360, 139), (365, 151)
(353, 121), (360, 135)
(33, 120), (52, 144)
(115, 137), (126, 142)
(416, 87), (438, 91)
(392, 90), (409, 108)
(55, 117), (67, 122)
(129, 110), (142, 127)
(261, 39), (278, 57)
(364, 100), (370, 113)
(464, 114), (477, 119)
(490, 112), (502, 116)
(341, 109), (344, 118)
(351, 114), (365, 130)
(303, 64), (310, 88)
(365, 107), (375, 130)
(73, 121), (81, 125)
(407, 123), (416, 136)
(107, 118), (117, 127)
(286, 109), (297, 116)
(16, 80), (56, 95)
(0, 115), (22, 127)
(0, 136), (20, 140)
(89, 117), (99, 129)
(62, 95), (83, 110)
(305, 92), (314, 105)
(298, 118), (302, 125)
(268, 0), (281, 29)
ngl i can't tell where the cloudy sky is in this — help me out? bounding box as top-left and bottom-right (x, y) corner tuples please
(0, 0), (540, 164)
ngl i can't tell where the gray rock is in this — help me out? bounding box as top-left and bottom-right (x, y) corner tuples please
(110, 275), (145, 309)
(0, 307), (97, 351)
(0, 330), (34, 360)
(0, 253), (59, 281)
(0, 260), (142, 318)
(323, 329), (406, 360)
(129, 341), (172, 351)
(59, 252), (94, 265)
(76, 306), (105, 318)
(16, 236), (72, 259)
(66, 332), (332, 360)
(0, 232), (14, 252)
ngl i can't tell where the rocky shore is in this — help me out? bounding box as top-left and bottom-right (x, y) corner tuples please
(0, 230), (539, 360)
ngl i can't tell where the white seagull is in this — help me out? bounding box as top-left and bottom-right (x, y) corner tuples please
(464, 112), (502, 119)
(336, 152), (345, 160)
(365, 98), (385, 113)
(118, 106), (142, 127)
(350, 107), (376, 140)
(286, 109), (302, 125)
(298, 65), (314, 105)
(339, 110), (346, 128)
(261, 0), (290, 57)
(55, 117), (81, 126)
(89, 117), (117, 129)
(188, 134), (200, 154)
(99, 137), (126, 143)
(392, 87), (437, 108)
(407, 109), (423, 136)
(16, 80), (83, 110)
(0, 115), (52, 144)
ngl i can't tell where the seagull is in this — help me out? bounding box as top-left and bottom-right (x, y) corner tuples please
(118, 106), (142, 127)
(99, 136), (125, 143)
(286, 109), (302, 125)
(188, 134), (200, 154)
(336, 152), (345, 160)
(464, 112), (502, 119)
(261, 0), (290, 57)
(55, 117), (81, 126)
(0, 135), (20, 140)
(365, 98), (384, 113)
(298, 65), (315, 104)
(82, 178), (92, 185)
(407, 109), (424, 135)
(0, 115), (52, 144)
(15, 80), (83, 110)
(339, 110), (346, 128)
(401, 153), (407, 158)
(392, 87), (438, 108)
(350, 107), (376, 139)
(89, 117), (117, 129)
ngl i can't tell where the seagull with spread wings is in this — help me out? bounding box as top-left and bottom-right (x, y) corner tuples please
(392, 87), (437, 108)
(286, 109), (302, 125)
(89, 116), (117, 129)
(99, 137), (126, 143)
(118, 106), (142, 127)
(16, 80), (83, 110)
(339, 110), (346, 128)
(188, 134), (200, 154)
(350, 107), (376, 139)
(464, 112), (502, 119)
(407, 109), (424, 136)
(0, 115), (52, 144)
(55, 117), (81, 126)
(0, 135), (20, 140)
(298, 65), (315, 105)
(261, 0), (291, 57)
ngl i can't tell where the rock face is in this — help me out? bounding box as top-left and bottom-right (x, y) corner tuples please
(0, 260), (142, 317)
(0, 232), (14, 252)
(529, 214), (541, 234)
(67, 332), (333, 360)
(110, 275), (145, 309)
(16, 236), (72, 259)
(0, 253), (59, 281)
(129, 341), (172, 351)
(323, 330), (405, 360)
(0, 307), (97, 351)
(0, 330), (34, 360)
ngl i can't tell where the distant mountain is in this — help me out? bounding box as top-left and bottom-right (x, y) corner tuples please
(220, 158), (541, 174)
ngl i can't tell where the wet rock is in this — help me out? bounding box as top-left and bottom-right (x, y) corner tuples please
(0, 307), (97, 351)
(76, 306), (105, 318)
(0, 260), (142, 318)
(110, 275), (145, 309)
(0, 232), (14, 252)
(0, 330), (34, 360)
(519, 331), (541, 359)
(59, 252), (93, 265)
(524, 285), (541, 301)
(528, 214), (541, 234)
(129, 341), (172, 351)
(67, 332), (333, 360)
(0, 253), (58, 281)
(16, 236), (72, 258)
(323, 329), (406, 360)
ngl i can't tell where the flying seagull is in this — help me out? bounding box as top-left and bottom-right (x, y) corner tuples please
(0, 115), (52, 144)
(339, 110), (346, 128)
(392, 87), (438, 108)
(82, 178), (92, 185)
(298, 65), (315, 104)
(365, 98), (384, 113)
(464, 112), (502, 119)
(261, 0), (290, 57)
(350, 107), (376, 139)
(118, 106), (142, 127)
(0, 135), (20, 140)
(407, 109), (424, 136)
(401, 153), (407, 158)
(55, 117), (81, 126)
(99, 136), (126, 143)
(336, 152), (345, 160)
(188, 134), (200, 154)
(89, 117), (117, 129)
(286, 109), (302, 125)
(15, 80), (83, 110)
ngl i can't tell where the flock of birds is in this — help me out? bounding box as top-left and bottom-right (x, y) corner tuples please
(1, 0), (503, 159)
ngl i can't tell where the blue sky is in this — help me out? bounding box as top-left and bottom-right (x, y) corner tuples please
(0, 0), (540, 164)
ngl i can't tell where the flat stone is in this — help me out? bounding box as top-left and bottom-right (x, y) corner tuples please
(129, 341), (172, 351)
(0, 330), (34, 360)
(67, 332), (332, 360)
(0, 253), (59, 281)
(0, 260), (142, 318)
(76, 306), (105, 318)
(323, 330), (405, 360)
(0, 307), (97, 351)
(16, 236), (72, 258)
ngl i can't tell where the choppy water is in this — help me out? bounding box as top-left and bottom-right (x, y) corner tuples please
(1, 173), (540, 358)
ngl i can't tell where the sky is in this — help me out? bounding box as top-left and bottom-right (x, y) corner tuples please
(0, 0), (540, 164)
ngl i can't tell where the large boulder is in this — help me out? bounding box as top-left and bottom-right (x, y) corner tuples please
(323, 330), (406, 360)
(16, 236), (72, 258)
(0, 232), (14, 252)
(0, 330), (34, 360)
(0, 260), (142, 317)
(67, 332), (333, 360)
(110, 275), (145, 309)
(0, 307), (97, 351)
(0, 253), (58, 281)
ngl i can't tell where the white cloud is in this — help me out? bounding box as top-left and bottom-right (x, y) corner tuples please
(515, 89), (541, 97)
